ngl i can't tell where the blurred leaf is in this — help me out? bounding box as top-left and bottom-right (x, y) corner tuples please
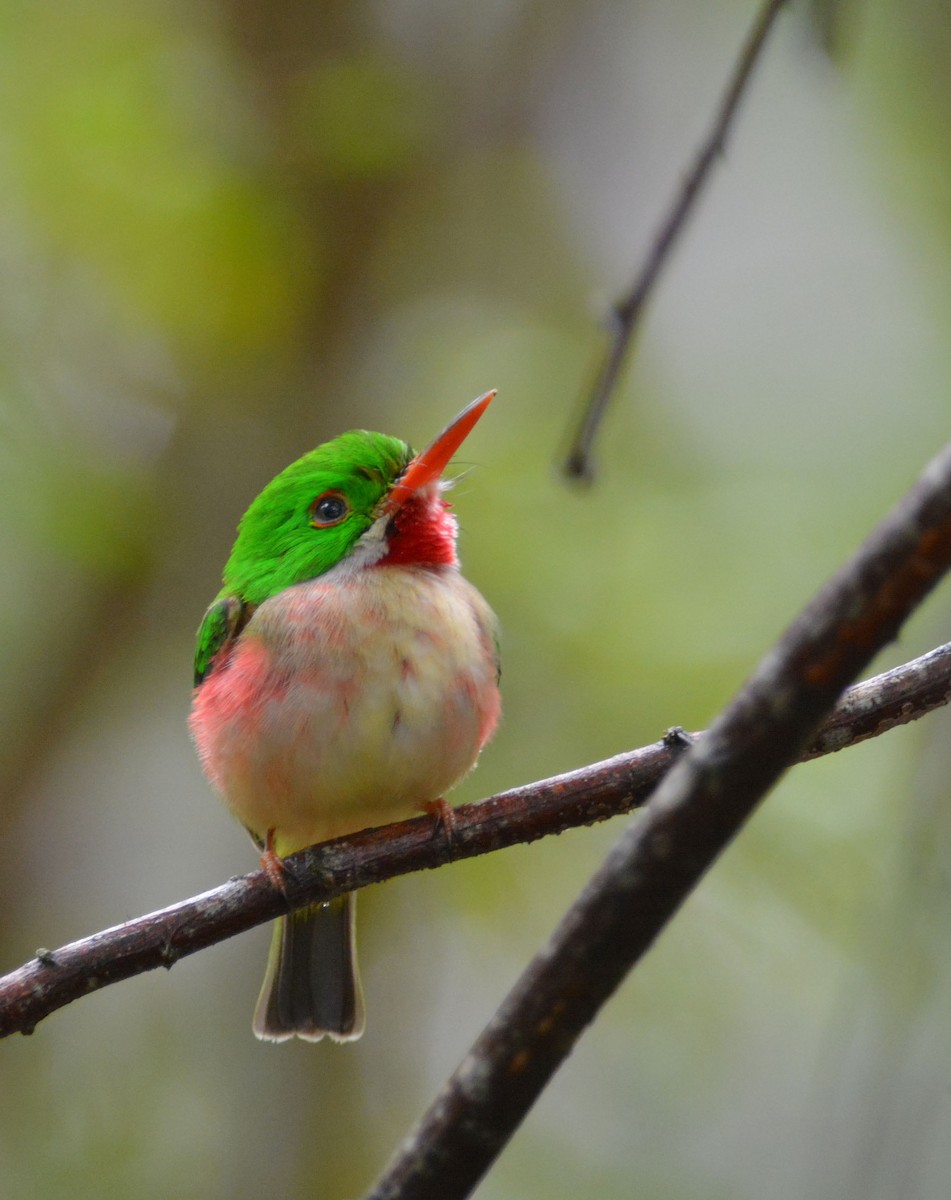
(291, 53), (435, 180)
(0, 4), (317, 366)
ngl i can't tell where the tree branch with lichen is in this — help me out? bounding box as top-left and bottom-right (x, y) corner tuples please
(0, 634), (949, 1040)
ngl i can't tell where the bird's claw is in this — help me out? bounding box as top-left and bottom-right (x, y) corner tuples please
(423, 798), (457, 862)
(260, 828), (289, 896)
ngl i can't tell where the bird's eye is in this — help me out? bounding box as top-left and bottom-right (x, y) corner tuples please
(310, 490), (349, 528)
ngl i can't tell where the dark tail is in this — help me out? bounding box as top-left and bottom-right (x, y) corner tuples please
(252, 892), (365, 1042)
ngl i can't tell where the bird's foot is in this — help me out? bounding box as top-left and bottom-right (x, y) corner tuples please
(260, 828), (288, 896)
(422, 798), (457, 862)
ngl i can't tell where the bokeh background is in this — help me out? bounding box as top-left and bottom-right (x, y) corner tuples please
(2, 1), (951, 1196)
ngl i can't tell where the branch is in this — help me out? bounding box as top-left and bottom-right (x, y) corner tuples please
(366, 438), (951, 1200)
(1, 635), (950, 1040)
(563, 0), (792, 480)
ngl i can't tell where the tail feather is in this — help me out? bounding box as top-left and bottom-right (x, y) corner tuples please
(253, 892), (365, 1043)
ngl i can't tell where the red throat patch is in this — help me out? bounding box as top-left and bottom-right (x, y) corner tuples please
(378, 493), (459, 567)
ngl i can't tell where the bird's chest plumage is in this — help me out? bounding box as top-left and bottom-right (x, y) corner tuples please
(190, 565), (499, 853)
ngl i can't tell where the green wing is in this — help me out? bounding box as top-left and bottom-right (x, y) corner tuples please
(193, 595), (250, 686)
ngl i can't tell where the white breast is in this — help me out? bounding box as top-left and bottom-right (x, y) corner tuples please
(194, 564), (499, 854)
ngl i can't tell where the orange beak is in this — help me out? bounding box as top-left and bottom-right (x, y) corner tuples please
(385, 390), (496, 513)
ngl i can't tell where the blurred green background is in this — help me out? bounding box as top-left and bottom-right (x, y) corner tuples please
(2, 1), (951, 1196)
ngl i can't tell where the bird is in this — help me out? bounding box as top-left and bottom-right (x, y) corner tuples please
(189, 392), (500, 1042)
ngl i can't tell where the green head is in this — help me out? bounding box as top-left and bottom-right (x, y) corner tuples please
(194, 393), (495, 685)
(222, 430), (412, 606)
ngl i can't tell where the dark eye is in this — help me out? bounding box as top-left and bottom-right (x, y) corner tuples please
(310, 490), (349, 528)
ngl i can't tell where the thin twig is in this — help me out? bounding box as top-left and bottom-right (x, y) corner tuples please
(367, 437), (951, 1200)
(0, 636), (949, 1040)
(564, 0), (792, 480)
